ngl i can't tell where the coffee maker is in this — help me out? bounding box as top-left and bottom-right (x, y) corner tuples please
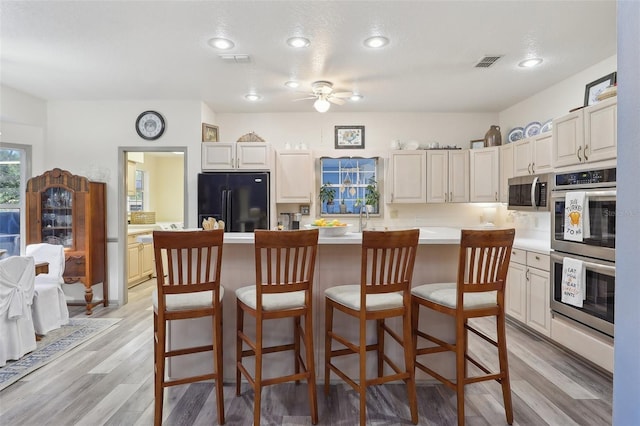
(278, 213), (302, 230)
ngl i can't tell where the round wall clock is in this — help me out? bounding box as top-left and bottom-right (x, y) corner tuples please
(135, 111), (165, 140)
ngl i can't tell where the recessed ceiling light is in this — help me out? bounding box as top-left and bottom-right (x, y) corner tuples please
(208, 37), (235, 50)
(364, 36), (389, 48)
(287, 37), (310, 48)
(350, 94), (364, 101)
(518, 58), (543, 68)
(285, 80), (300, 89)
(245, 93), (262, 101)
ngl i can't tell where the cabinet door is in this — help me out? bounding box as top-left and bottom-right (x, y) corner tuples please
(202, 143), (234, 170)
(527, 267), (551, 336)
(506, 261), (527, 323)
(127, 161), (136, 195)
(237, 142), (270, 169)
(127, 243), (141, 282)
(141, 242), (155, 277)
(552, 110), (584, 168)
(389, 151), (426, 203)
(513, 138), (533, 176)
(426, 151), (448, 203)
(499, 144), (514, 203)
(469, 147), (499, 202)
(532, 133), (553, 174)
(276, 151), (312, 203)
(584, 97), (617, 163)
(448, 150), (469, 203)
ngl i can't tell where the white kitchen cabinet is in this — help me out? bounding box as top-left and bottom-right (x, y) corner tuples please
(552, 97), (616, 168)
(513, 132), (553, 177)
(201, 142), (271, 170)
(499, 144), (514, 203)
(127, 161), (137, 195)
(127, 233), (154, 287)
(387, 150), (426, 203)
(426, 150), (469, 203)
(276, 150), (312, 203)
(506, 248), (551, 337)
(469, 146), (499, 202)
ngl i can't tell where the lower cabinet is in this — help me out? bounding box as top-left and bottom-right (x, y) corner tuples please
(127, 233), (154, 287)
(506, 248), (551, 337)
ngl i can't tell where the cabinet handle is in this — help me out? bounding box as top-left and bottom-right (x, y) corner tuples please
(535, 255), (540, 260)
(528, 163), (532, 174)
(495, 192), (498, 201)
(584, 144), (589, 161)
(531, 162), (535, 173)
(526, 269), (530, 281)
(450, 191), (453, 202)
(577, 146), (583, 161)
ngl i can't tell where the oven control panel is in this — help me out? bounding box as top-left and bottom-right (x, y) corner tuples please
(554, 167), (616, 188)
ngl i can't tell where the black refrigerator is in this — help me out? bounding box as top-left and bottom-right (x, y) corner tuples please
(197, 172), (270, 232)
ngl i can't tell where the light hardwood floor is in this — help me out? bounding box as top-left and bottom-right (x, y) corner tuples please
(0, 280), (612, 425)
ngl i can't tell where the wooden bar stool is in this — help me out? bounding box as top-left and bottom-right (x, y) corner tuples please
(411, 228), (515, 426)
(235, 229), (319, 425)
(324, 229), (420, 426)
(152, 229), (225, 425)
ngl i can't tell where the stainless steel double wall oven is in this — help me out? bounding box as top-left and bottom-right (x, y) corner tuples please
(550, 167), (616, 337)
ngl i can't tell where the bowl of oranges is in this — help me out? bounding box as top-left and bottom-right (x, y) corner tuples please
(305, 219), (352, 237)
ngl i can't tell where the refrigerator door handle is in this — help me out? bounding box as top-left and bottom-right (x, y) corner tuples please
(225, 190), (232, 232)
(221, 189), (228, 227)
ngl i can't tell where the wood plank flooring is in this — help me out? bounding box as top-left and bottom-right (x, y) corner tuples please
(0, 280), (612, 425)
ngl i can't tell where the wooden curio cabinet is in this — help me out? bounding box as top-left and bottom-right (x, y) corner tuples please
(26, 168), (108, 314)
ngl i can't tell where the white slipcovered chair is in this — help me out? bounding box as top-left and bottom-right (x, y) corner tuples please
(0, 256), (37, 367)
(25, 243), (69, 335)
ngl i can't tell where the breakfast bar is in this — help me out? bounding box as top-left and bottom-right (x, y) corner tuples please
(167, 227), (463, 383)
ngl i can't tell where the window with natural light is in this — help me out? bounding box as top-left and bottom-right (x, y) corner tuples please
(319, 157), (380, 216)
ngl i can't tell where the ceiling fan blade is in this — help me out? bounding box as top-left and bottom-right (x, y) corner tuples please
(328, 97), (345, 105)
(332, 91), (353, 98)
(292, 96), (317, 101)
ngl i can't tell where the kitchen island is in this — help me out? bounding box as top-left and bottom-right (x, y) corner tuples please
(167, 226), (542, 383)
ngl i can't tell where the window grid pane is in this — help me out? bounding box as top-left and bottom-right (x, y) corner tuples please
(320, 157), (377, 215)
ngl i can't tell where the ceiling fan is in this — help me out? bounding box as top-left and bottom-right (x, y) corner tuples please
(294, 80), (353, 112)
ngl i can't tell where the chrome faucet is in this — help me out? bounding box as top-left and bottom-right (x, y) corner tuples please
(359, 206), (369, 232)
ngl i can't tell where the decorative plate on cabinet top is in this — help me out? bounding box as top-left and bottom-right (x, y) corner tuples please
(540, 119), (553, 133)
(523, 121), (542, 138)
(506, 127), (524, 143)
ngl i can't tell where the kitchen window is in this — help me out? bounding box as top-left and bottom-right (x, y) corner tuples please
(319, 157), (380, 216)
(127, 169), (145, 212)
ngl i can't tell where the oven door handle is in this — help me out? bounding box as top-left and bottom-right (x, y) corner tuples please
(551, 190), (617, 199)
(551, 252), (616, 275)
(531, 176), (539, 208)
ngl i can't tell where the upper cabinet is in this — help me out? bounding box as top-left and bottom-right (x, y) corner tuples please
(513, 132), (553, 177)
(469, 146), (500, 202)
(202, 142), (271, 171)
(426, 150), (469, 203)
(553, 97), (617, 168)
(499, 144), (514, 203)
(276, 150), (313, 203)
(387, 150), (427, 203)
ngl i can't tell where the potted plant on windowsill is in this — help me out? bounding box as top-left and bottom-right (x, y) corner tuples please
(364, 178), (380, 214)
(319, 183), (336, 214)
(339, 198), (347, 214)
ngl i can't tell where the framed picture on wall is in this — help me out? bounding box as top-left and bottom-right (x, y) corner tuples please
(335, 125), (365, 149)
(202, 123), (219, 142)
(584, 72), (617, 106)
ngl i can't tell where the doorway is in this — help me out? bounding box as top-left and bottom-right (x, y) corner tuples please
(118, 146), (188, 305)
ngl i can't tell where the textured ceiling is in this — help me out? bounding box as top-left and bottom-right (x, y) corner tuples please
(0, 1), (617, 113)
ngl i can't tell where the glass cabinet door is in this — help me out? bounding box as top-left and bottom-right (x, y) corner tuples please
(41, 187), (73, 248)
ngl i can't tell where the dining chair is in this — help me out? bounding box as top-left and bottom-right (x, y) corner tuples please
(235, 229), (319, 426)
(324, 229), (420, 426)
(152, 229), (225, 425)
(25, 243), (69, 335)
(0, 255), (37, 367)
(411, 228), (515, 426)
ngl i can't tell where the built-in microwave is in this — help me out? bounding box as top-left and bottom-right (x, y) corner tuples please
(507, 174), (551, 211)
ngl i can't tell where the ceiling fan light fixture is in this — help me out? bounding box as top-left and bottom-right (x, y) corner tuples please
(208, 37), (235, 50)
(518, 57), (543, 68)
(245, 93), (262, 102)
(287, 37), (310, 48)
(314, 97), (331, 113)
(364, 36), (389, 48)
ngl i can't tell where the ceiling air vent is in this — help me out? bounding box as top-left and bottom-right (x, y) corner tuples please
(474, 55), (503, 68)
(218, 54), (251, 64)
